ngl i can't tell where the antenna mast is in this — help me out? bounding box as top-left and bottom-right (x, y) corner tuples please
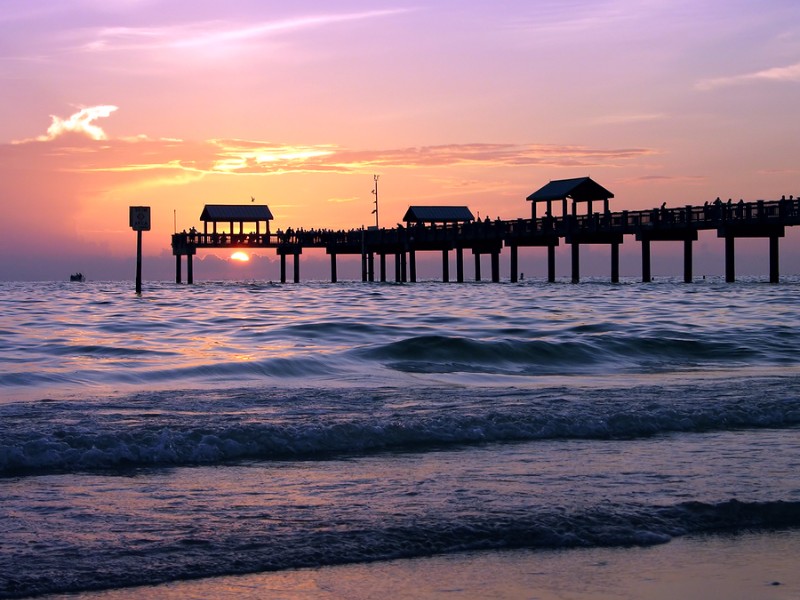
(371, 174), (379, 228)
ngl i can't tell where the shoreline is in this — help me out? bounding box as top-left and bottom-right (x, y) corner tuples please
(41, 530), (799, 600)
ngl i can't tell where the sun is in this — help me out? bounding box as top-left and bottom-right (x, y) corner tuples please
(230, 251), (250, 262)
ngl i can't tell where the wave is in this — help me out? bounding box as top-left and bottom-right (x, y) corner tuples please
(2, 499), (799, 599)
(359, 333), (776, 375)
(2, 383), (798, 477)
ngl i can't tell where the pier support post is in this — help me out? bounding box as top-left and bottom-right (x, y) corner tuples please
(380, 253), (386, 282)
(409, 249), (416, 283)
(361, 252), (367, 282)
(175, 255), (182, 284)
(769, 234), (780, 283)
(368, 252), (374, 282)
(280, 254), (287, 283)
(401, 251), (407, 282)
(187, 253), (193, 285)
(474, 252), (481, 281)
(725, 236), (735, 282)
(456, 247), (464, 282)
(394, 253), (401, 282)
(611, 242), (619, 283)
(491, 251), (500, 283)
(641, 239), (651, 283)
(510, 245), (518, 283)
(293, 252), (300, 283)
(683, 239), (693, 283)
(442, 249), (450, 282)
(330, 252), (337, 283)
(547, 245), (556, 283)
(571, 243), (580, 283)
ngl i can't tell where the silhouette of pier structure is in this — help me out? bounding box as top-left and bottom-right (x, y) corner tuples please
(172, 177), (800, 284)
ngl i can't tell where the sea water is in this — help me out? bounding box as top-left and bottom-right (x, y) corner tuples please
(1, 278), (799, 598)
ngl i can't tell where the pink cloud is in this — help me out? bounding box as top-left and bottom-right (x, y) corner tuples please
(696, 61), (800, 91)
(29, 106), (119, 142)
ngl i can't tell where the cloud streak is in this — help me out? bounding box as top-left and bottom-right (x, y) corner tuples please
(79, 9), (413, 54)
(82, 139), (653, 176)
(696, 61), (800, 90)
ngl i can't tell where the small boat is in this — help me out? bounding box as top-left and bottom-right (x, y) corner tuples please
(70, 273), (85, 282)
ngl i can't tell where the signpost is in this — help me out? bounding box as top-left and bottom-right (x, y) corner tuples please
(129, 206), (151, 294)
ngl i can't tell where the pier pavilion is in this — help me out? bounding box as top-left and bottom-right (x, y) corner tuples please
(173, 204), (274, 284)
(525, 177), (618, 283)
(402, 206), (477, 283)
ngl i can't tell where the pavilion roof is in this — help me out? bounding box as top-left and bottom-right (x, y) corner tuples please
(200, 204), (274, 222)
(402, 206), (474, 223)
(526, 177), (614, 203)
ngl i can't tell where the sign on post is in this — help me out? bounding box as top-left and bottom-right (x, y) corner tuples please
(130, 206), (150, 294)
(130, 206), (151, 231)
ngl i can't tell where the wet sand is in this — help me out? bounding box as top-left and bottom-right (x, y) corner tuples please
(46, 530), (799, 600)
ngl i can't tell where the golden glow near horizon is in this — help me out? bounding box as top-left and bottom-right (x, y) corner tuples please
(230, 251), (250, 262)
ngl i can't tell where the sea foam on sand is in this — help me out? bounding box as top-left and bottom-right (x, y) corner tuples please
(43, 530), (798, 600)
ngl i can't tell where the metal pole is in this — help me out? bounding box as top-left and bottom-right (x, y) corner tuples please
(135, 230), (143, 294)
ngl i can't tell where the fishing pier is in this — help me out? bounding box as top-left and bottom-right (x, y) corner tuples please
(171, 177), (800, 284)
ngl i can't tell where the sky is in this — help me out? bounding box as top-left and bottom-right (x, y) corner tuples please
(1, 0), (799, 281)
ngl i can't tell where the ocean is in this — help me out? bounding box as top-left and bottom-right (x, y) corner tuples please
(1, 278), (799, 599)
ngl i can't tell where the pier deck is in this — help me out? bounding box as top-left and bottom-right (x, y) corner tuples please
(172, 196), (800, 284)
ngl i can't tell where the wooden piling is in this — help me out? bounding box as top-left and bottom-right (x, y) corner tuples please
(770, 234), (780, 283)
(571, 243), (580, 283)
(641, 239), (651, 283)
(684, 238), (693, 283)
(725, 235), (735, 283)
(509, 245), (518, 283)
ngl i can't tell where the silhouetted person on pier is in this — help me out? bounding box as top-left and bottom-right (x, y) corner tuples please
(713, 198), (723, 221)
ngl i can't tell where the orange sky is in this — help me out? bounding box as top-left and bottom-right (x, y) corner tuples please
(1, 2), (799, 280)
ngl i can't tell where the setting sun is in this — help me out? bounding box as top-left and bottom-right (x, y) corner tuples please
(230, 251), (250, 262)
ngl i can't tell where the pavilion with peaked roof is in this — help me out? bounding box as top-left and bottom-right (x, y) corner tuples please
(199, 204), (274, 235)
(402, 206), (474, 225)
(526, 177), (614, 220)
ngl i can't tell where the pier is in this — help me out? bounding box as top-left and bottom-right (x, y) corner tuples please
(172, 177), (800, 284)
